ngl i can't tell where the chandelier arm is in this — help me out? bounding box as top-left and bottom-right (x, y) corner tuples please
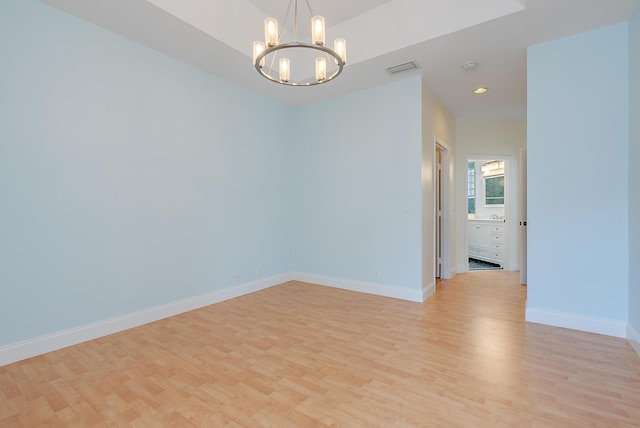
(325, 54), (344, 72)
(294, 0), (298, 42)
(279, 0), (294, 46)
(267, 49), (278, 77)
(304, 0), (315, 18)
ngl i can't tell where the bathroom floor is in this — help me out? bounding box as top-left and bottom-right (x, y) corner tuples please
(469, 258), (502, 270)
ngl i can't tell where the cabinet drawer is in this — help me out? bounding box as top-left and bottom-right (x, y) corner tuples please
(487, 251), (504, 265)
(469, 246), (489, 257)
(490, 233), (504, 243)
(490, 224), (504, 233)
(490, 241), (504, 250)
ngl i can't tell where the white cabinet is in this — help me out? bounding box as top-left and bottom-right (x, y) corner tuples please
(468, 220), (504, 266)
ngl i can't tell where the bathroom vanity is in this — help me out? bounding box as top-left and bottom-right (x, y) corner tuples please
(468, 219), (505, 266)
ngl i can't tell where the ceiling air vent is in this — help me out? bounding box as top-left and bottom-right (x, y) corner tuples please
(385, 61), (420, 75)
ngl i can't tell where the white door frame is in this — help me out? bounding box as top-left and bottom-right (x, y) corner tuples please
(519, 148), (527, 284)
(435, 136), (452, 280)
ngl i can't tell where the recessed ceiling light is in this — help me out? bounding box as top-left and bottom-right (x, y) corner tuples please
(473, 87), (488, 94)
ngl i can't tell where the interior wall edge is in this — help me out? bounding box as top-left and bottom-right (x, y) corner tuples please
(422, 281), (436, 301)
(628, 324), (640, 357)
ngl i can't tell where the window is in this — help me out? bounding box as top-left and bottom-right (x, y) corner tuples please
(485, 175), (504, 205)
(467, 162), (475, 214)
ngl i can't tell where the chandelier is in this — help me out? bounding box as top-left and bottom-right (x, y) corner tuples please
(252, 0), (347, 86)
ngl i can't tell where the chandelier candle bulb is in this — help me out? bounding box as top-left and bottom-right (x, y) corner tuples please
(252, 41), (265, 67)
(264, 18), (278, 47)
(311, 16), (325, 46)
(315, 57), (327, 82)
(279, 58), (290, 82)
(334, 38), (347, 63)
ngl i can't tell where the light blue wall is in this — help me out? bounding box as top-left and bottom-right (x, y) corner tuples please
(629, 6), (640, 331)
(290, 77), (424, 292)
(0, 0), (292, 346)
(527, 24), (629, 322)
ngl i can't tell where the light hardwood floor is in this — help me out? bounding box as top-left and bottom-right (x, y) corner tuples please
(1, 271), (639, 427)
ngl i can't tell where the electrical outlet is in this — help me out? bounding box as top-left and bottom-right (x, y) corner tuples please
(234, 274), (240, 282)
(256, 267), (262, 277)
(374, 269), (380, 278)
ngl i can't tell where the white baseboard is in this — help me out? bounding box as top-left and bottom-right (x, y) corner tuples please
(0, 272), (430, 367)
(439, 267), (456, 280)
(525, 307), (627, 338)
(628, 324), (640, 357)
(457, 263), (469, 274)
(0, 273), (293, 367)
(422, 282), (436, 301)
(291, 272), (426, 303)
(449, 265), (457, 277)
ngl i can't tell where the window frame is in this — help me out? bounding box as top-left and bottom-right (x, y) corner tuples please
(484, 174), (505, 206)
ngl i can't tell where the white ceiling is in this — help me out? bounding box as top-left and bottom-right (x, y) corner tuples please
(247, 0), (393, 27)
(40, 0), (639, 121)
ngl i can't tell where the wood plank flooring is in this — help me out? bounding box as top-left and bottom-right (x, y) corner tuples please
(1, 271), (640, 427)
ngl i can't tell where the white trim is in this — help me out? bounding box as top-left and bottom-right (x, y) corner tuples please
(526, 307), (627, 338)
(291, 272), (425, 303)
(0, 273), (293, 367)
(628, 324), (640, 357)
(448, 265), (458, 278)
(457, 262), (470, 274)
(422, 281), (435, 301)
(435, 136), (452, 280)
(0, 272), (429, 366)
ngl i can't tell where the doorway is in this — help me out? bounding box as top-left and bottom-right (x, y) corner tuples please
(435, 138), (451, 280)
(436, 146), (442, 278)
(466, 156), (513, 271)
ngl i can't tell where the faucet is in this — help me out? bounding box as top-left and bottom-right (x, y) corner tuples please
(491, 214), (499, 219)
